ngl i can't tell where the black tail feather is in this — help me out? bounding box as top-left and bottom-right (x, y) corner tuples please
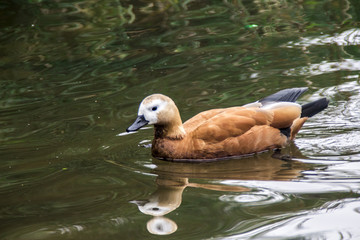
(259, 87), (308, 103)
(301, 98), (329, 118)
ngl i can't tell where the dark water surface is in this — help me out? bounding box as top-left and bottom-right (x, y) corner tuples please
(1, 0), (360, 239)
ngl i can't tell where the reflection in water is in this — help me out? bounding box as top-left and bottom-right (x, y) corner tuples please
(146, 217), (178, 235)
(132, 147), (309, 235)
(224, 198), (360, 240)
(131, 176), (187, 235)
(132, 177), (188, 217)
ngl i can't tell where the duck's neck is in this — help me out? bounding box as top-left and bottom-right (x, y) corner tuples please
(154, 102), (186, 140)
(154, 123), (186, 140)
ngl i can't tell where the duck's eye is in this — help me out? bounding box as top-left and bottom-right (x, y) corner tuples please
(152, 106), (158, 111)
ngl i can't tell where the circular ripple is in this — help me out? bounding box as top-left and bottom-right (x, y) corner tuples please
(219, 188), (288, 206)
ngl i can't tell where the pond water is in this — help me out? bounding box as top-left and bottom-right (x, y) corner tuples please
(1, 0), (360, 239)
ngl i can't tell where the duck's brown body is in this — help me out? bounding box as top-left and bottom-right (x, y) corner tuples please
(151, 106), (306, 160)
(127, 88), (329, 161)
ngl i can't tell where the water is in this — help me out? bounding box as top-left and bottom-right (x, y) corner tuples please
(1, 0), (360, 239)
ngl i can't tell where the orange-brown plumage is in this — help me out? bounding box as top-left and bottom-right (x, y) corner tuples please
(126, 88), (329, 161)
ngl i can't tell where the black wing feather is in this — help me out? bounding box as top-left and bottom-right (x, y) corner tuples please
(259, 87), (308, 103)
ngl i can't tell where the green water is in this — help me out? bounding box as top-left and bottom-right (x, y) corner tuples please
(1, 0), (360, 239)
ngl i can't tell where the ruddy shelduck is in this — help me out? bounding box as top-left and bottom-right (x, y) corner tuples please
(127, 88), (329, 161)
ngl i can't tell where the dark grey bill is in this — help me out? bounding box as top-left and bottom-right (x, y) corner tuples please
(126, 115), (149, 132)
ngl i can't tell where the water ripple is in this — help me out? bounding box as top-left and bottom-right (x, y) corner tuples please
(284, 28), (360, 48)
(284, 59), (360, 76)
(220, 180), (354, 194)
(219, 189), (287, 206)
(296, 81), (360, 159)
(302, 162), (360, 190)
(238, 198), (360, 240)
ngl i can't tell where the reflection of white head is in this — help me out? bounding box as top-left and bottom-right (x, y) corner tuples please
(131, 183), (185, 216)
(147, 216), (178, 235)
(134, 200), (174, 216)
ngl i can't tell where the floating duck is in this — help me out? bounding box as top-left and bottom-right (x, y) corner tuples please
(126, 88), (328, 161)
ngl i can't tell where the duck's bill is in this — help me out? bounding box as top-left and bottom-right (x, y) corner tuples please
(126, 115), (149, 132)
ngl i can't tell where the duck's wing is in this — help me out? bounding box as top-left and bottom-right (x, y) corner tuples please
(184, 87), (308, 134)
(183, 103), (263, 132)
(191, 107), (273, 142)
(183, 108), (226, 132)
(192, 102), (304, 142)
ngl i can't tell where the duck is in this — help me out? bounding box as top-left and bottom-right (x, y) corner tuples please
(126, 88), (329, 161)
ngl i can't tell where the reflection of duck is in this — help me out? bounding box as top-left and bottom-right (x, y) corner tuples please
(132, 174), (249, 235)
(126, 87), (328, 160)
(132, 148), (310, 235)
(131, 176), (188, 217)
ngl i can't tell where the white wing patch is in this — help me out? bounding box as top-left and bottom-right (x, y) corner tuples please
(261, 102), (301, 110)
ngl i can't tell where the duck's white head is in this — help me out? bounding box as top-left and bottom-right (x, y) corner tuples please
(126, 94), (184, 136)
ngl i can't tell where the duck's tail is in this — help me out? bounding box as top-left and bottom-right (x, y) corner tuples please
(290, 98), (329, 140)
(300, 98), (329, 118)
